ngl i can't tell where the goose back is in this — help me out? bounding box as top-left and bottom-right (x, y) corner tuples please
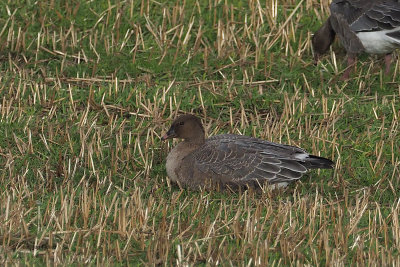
(329, 0), (400, 54)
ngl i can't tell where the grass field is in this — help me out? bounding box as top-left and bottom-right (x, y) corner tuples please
(0, 0), (399, 265)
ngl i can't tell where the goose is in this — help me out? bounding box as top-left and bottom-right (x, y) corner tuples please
(161, 114), (334, 190)
(312, 0), (400, 79)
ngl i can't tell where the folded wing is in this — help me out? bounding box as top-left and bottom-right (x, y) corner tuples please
(191, 134), (330, 186)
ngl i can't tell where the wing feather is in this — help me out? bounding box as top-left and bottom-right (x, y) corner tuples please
(330, 0), (400, 32)
(192, 134), (315, 186)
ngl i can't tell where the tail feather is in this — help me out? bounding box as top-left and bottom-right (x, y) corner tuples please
(304, 155), (334, 169)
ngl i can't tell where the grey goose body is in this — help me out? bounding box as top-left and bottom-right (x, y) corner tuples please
(313, 0), (400, 79)
(162, 114), (334, 190)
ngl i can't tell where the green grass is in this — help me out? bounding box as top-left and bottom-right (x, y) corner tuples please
(0, 0), (400, 265)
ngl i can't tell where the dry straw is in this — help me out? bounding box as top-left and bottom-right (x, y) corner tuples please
(0, 0), (399, 265)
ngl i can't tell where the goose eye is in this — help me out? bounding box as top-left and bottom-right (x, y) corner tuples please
(179, 121), (184, 126)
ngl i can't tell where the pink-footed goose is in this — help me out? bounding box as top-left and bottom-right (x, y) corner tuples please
(312, 0), (400, 79)
(162, 114), (334, 190)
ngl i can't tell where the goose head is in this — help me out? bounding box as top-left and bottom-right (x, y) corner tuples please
(162, 114), (205, 143)
(312, 18), (336, 64)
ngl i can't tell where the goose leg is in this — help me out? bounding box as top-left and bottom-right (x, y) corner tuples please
(341, 56), (356, 80)
(384, 53), (392, 75)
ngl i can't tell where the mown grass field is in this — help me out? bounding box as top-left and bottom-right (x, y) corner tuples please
(0, 0), (399, 265)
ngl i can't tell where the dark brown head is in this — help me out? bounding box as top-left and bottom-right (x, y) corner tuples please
(162, 114), (205, 143)
(312, 18), (336, 64)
